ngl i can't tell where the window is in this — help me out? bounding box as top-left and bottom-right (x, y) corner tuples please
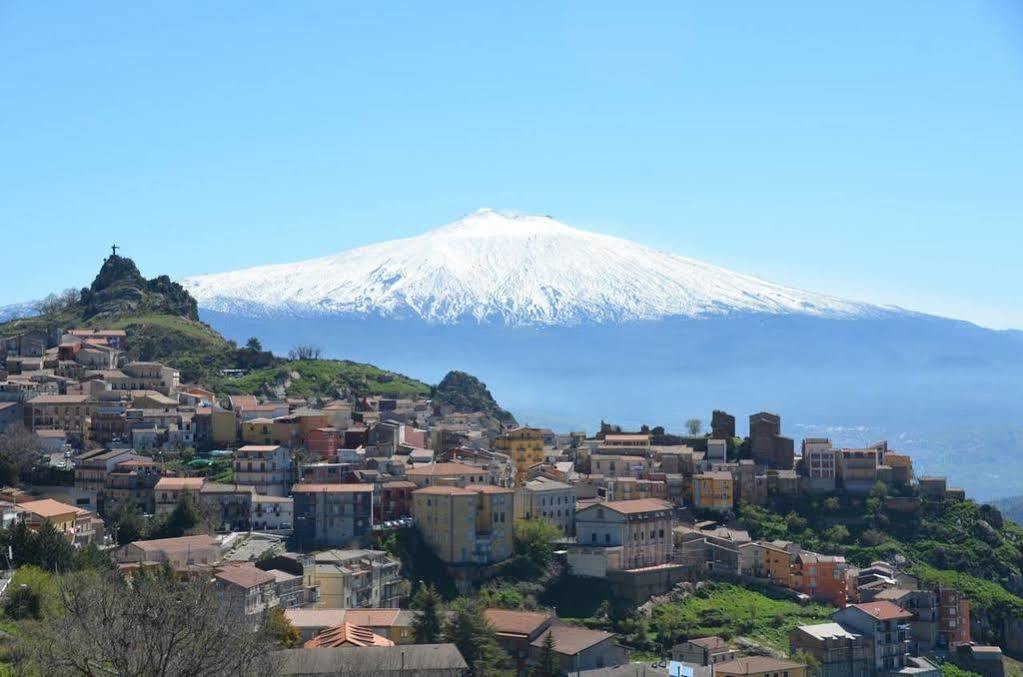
(605, 533), (610, 544)
(591, 533), (597, 543)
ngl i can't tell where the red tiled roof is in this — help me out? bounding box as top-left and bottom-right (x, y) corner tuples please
(304, 622), (394, 648)
(406, 462), (482, 477)
(215, 563), (275, 589)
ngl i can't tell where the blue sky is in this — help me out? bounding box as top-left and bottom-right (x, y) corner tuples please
(2, 2), (1021, 328)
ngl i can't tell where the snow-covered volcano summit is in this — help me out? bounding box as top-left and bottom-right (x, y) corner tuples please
(182, 209), (888, 325)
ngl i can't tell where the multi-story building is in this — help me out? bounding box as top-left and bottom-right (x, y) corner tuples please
(801, 438), (837, 493)
(606, 477), (667, 503)
(412, 484), (514, 565)
(693, 471), (734, 512)
(790, 552), (851, 606)
(832, 602), (913, 674)
(241, 418), (275, 446)
(591, 454), (650, 478)
(376, 480), (416, 521)
(24, 394), (94, 440)
(405, 462), (491, 488)
(103, 457), (163, 514)
(494, 427), (545, 486)
(304, 549), (403, 609)
(154, 476), (205, 516)
(937, 586), (971, 648)
(292, 484), (373, 550)
(214, 563), (279, 626)
(233, 444), (291, 496)
(838, 448), (882, 494)
(569, 498), (673, 576)
(18, 498), (96, 546)
(790, 623), (871, 677)
(73, 448), (142, 494)
(252, 494), (293, 532)
(514, 477), (576, 535)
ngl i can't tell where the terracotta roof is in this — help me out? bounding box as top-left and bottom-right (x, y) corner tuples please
(851, 601), (914, 621)
(715, 657), (806, 675)
(529, 625), (615, 655)
(686, 636), (727, 650)
(292, 483), (373, 493)
(215, 563), (275, 589)
(19, 498), (89, 518)
(406, 462), (483, 477)
(305, 622), (394, 648)
(155, 477), (204, 491)
(275, 644), (466, 675)
(485, 609), (551, 637)
(599, 498), (672, 515)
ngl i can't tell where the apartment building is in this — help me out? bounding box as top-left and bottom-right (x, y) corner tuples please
(693, 471), (735, 512)
(494, 427), (545, 486)
(292, 484), (373, 550)
(801, 438), (836, 493)
(18, 498), (96, 546)
(412, 484), (514, 565)
(154, 476), (205, 516)
(570, 498), (673, 576)
(514, 477), (576, 535)
(233, 444), (291, 496)
(832, 602), (913, 674)
(790, 623), (871, 677)
(838, 448), (882, 495)
(304, 549), (403, 609)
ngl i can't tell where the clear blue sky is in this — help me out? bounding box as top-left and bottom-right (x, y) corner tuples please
(2, 2), (1022, 328)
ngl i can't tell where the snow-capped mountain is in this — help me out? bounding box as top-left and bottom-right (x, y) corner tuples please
(183, 209), (891, 325)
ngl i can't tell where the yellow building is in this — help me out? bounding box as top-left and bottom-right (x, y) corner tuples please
(211, 408), (237, 446)
(18, 498), (96, 545)
(692, 471), (734, 512)
(412, 484), (514, 565)
(494, 427), (545, 486)
(241, 417), (274, 445)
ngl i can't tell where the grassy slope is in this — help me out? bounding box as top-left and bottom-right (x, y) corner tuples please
(647, 583), (832, 652)
(208, 359), (431, 399)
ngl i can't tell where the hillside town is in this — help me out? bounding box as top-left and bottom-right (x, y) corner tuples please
(0, 309), (1018, 677)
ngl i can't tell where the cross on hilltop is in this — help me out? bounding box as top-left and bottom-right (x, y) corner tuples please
(111, 244), (119, 256)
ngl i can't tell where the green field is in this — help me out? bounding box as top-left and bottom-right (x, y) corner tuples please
(211, 358), (431, 399)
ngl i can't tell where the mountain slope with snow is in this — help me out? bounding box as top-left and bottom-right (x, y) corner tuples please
(183, 209), (894, 325)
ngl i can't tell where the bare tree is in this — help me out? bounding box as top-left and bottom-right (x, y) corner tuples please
(288, 344), (321, 360)
(0, 423), (45, 484)
(20, 569), (277, 676)
(34, 288), (80, 315)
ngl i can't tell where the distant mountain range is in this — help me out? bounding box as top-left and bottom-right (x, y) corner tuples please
(182, 208), (895, 324)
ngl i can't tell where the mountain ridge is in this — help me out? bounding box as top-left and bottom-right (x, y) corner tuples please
(182, 209), (900, 326)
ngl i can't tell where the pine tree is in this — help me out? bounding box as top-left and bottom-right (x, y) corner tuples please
(532, 630), (559, 677)
(411, 583), (444, 644)
(444, 598), (504, 675)
(35, 521), (74, 573)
